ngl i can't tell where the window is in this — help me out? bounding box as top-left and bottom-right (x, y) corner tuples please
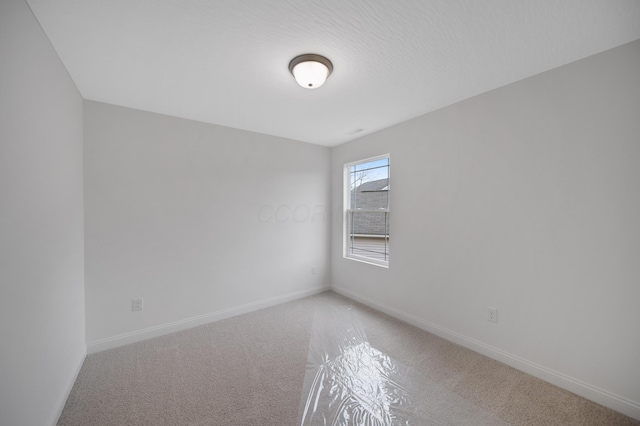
(344, 155), (390, 267)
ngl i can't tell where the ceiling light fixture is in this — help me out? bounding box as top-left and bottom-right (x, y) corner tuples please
(288, 54), (333, 89)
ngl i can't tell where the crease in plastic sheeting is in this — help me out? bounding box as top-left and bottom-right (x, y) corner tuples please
(298, 305), (425, 426)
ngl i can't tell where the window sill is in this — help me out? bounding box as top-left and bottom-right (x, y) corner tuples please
(344, 255), (389, 268)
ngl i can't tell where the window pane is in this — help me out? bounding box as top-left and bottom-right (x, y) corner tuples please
(353, 157), (389, 173)
(348, 211), (389, 262)
(345, 155), (390, 266)
(349, 159), (389, 210)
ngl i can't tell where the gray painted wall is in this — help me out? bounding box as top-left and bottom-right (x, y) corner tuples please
(83, 101), (331, 347)
(0, 1), (86, 425)
(331, 40), (640, 417)
(2, 0), (639, 420)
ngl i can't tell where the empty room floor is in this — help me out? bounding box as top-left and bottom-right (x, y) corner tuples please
(58, 292), (638, 425)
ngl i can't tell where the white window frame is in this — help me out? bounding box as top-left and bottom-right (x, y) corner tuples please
(343, 154), (390, 268)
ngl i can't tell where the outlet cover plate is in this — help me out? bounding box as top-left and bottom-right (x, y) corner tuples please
(487, 306), (498, 323)
(132, 298), (143, 311)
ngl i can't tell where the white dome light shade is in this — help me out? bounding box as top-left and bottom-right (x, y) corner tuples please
(289, 54), (333, 89)
(292, 61), (328, 88)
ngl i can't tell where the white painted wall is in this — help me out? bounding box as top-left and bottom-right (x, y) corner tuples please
(331, 40), (640, 417)
(0, 1), (86, 425)
(84, 101), (330, 348)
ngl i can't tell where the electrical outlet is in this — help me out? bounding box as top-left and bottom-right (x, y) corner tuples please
(487, 306), (498, 323)
(132, 298), (143, 311)
(311, 266), (317, 275)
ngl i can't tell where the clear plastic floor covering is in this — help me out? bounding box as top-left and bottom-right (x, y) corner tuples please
(297, 305), (508, 426)
(298, 305), (425, 425)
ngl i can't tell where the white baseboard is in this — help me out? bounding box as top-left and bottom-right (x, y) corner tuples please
(87, 285), (330, 354)
(331, 285), (640, 421)
(49, 345), (86, 426)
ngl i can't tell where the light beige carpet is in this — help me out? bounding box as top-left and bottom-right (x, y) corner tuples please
(58, 291), (639, 425)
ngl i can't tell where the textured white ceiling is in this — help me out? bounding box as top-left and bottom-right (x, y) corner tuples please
(27, 0), (640, 146)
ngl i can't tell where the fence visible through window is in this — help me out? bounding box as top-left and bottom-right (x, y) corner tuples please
(348, 211), (389, 261)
